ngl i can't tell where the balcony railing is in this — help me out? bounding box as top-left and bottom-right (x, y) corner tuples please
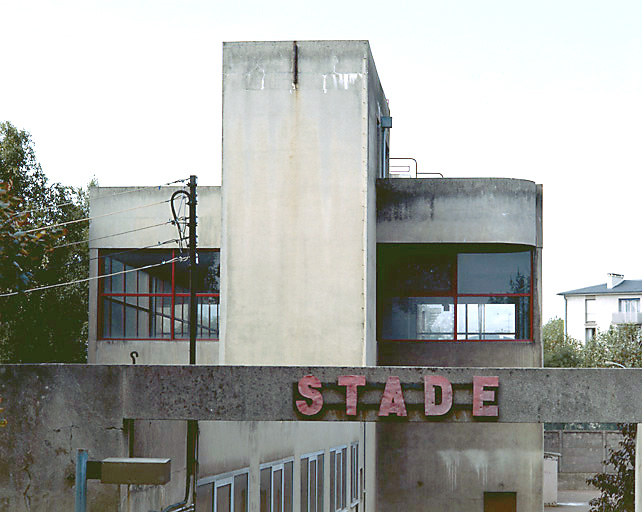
(612, 312), (642, 324)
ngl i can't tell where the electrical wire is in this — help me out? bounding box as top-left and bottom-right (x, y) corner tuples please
(88, 239), (183, 262)
(53, 221), (176, 249)
(0, 256), (187, 298)
(18, 199), (170, 235)
(5, 178), (191, 221)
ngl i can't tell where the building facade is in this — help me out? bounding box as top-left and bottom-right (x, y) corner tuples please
(88, 40), (543, 511)
(559, 274), (642, 342)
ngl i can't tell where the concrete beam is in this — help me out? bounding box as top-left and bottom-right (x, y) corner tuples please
(0, 365), (641, 424)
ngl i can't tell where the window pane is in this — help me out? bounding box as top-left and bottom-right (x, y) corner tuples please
(301, 459), (309, 512)
(273, 469), (283, 512)
(457, 252), (530, 294)
(341, 448), (347, 509)
(309, 460), (316, 512)
(284, 462), (293, 512)
(381, 298), (454, 340)
(378, 249), (454, 296)
(174, 251), (220, 293)
(260, 468), (271, 512)
(110, 300), (124, 338)
(330, 452), (336, 512)
(196, 483), (213, 512)
(216, 483), (231, 512)
(110, 258), (124, 293)
(457, 297), (530, 340)
(317, 455), (324, 512)
(234, 474), (248, 512)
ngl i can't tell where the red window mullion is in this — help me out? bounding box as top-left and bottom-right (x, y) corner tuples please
(530, 249), (534, 340)
(170, 249), (175, 340)
(453, 259), (458, 341)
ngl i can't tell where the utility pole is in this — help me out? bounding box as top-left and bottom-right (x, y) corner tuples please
(188, 175), (197, 365)
(187, 175), (198, 507)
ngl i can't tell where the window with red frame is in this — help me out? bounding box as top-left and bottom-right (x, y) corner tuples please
(99, 249), (219, 340)
(377, 244), (532, 341)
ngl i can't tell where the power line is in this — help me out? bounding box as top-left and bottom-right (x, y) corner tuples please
(53, 221), (176, 249)
(6, 178), (190, 222)
(19, 199), (171, 235)
(0, 256), (187, 298)
(89, 239), (182, 262)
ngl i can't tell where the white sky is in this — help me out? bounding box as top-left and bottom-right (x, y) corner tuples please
(2, 0), (641, 322)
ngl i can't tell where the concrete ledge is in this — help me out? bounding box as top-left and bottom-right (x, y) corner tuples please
(1, 365), (642, 423)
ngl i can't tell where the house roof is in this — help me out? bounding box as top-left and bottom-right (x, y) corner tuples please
(558, 280), (642, 296)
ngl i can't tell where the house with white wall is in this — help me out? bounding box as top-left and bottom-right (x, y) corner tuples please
(559, 273), (642, 342)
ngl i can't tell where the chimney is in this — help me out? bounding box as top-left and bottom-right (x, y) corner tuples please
(607, 273), (624, 289)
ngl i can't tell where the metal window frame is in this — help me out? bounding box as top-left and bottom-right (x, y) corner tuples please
(196, 467), (250, 512)
(300, 450), (324, 512)
(349, 442), (359, 508)
(329, 445), (348, 512)
(259, 457), (294, 512)
(379, 248), (534, 343)
(98, 248), (220, 341)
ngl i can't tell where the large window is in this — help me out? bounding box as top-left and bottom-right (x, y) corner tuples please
(619, 298), (640, 313)
(301, 452), (324, 512)
(99, 249), (219, 340)
(585, 297), (596, 323)
(378, 245), (533, 341)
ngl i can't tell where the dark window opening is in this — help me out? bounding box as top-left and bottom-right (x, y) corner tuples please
(98, 249), (219, 340)
(484, 491), (516, 512)
(378, 244), (533, 342)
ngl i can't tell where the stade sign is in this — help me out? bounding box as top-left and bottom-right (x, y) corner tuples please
(295, 374), (499, 418)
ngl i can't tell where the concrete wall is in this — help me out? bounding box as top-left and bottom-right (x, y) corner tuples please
(544, 429), (622, 490)
(377, 423), (542, 511)
(220, 40), (385, 367)
(376, 178), (539, 245)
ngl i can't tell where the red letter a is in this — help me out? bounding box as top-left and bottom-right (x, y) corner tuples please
(378, 376), (407, 417)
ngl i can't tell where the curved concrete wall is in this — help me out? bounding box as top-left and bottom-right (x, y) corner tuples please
(377, 178), (542, 247)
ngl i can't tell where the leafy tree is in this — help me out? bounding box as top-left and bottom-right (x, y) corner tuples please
(0, 122), (89, 362)
(588, 423), (636, 512)
(543, 317), (582, 368)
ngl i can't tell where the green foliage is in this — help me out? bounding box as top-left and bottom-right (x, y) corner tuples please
(587, 423), (636, 512)
(0, 122), (89, 362)
(543, 317), (583, 367)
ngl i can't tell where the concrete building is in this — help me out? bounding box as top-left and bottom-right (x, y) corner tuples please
(559, 274), (642, 342)
(88, 40), (543, 511)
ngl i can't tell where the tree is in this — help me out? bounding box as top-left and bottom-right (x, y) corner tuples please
(543, 317), (583, 368)
(0, 122), (89, 362)
(588, 423), (636, 512)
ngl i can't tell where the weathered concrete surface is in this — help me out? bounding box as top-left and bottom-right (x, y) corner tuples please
(0, 365), (125, 511)
(3, 365), (642, 424)
(221, 41), (386, 367)
(377, 423), (542, 512)
(3, 364), (640, 510)
(376, 178), (540, 245)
